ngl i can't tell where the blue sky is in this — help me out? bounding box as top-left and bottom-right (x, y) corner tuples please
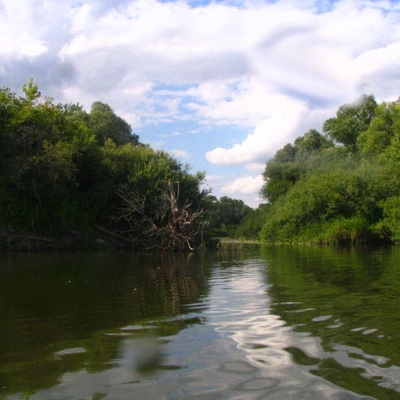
(2, 0), (400, 206)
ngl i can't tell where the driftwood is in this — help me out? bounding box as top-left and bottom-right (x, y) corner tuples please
(0, 231), (70, 251)
(117, 182), (206, 251)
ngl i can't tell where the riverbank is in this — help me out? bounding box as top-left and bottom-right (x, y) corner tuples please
(0, 226), (133, 252)
(218, 238), (262, 250)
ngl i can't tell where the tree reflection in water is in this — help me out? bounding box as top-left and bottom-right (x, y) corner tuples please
(0, 251), (210, 397)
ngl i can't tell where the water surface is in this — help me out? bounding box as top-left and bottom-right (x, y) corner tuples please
(0, 246), (399, 399)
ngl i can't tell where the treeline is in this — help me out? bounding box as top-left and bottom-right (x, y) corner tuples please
(239, 94), (400, 244)
(0, 80), (214, 250)
(8, 81), (395, 249)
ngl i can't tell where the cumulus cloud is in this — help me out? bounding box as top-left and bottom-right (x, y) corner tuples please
(221, 175), (264, 195)
(205, 91), (307, 165)
(213, 175), (264, 208)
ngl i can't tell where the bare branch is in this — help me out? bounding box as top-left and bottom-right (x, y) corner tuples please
(116, 182), (206, 251)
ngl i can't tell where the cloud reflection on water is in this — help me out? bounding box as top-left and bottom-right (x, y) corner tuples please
(183, 259), (372, 399)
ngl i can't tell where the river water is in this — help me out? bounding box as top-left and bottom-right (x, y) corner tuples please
(0, 246), (400, 399)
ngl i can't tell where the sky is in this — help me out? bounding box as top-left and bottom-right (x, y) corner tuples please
(2, 0), (400, 207)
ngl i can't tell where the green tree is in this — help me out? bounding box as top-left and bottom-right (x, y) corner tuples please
(294, 129), (333, 161)
(323, 94), (377, 154)
(22, 78), (41, 104)
(235, 203), (271, 239)
(358, 101), (400, 158)
(0, 83), (97, 231)
(208, 196), (252, 236)
(89, 102), (139, 146)
(261, 130), (333, 203)
(260, 144), (299, 203)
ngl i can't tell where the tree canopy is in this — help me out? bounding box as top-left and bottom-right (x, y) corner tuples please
(206, 196), (252, 237)
(323, 95), (377, 153)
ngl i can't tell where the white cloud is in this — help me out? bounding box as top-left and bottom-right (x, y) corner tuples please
(206, 98), (306, 165)
(221, 175), (264, 195)
(187, 79), (302, 127)
(206, 173), (264, 208)
(169, 149), (191, 160)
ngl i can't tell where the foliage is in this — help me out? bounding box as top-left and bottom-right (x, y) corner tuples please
(357, 101), (400, 158)
(89, 101), (139, 146)
(235, 204), (271, 239)
(323, 94), (377, 154)
(0, 81), (209, 250)
(376, 196), (400, 241)
(239, 94), (400, 244)
(260, 130), (333, 203)
(207, 196), (252, 237)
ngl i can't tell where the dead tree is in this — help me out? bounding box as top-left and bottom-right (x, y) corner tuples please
(117, 182), (206, 251)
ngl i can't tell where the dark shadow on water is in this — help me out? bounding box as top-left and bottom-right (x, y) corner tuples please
(0, 251), (211, 396)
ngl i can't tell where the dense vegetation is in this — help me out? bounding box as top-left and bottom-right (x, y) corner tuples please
(6, 81), (395, 249)
(242, 94), (400, 244)
(0, 80), (214, 250)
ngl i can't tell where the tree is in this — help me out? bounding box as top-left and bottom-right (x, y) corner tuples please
(235, 203), (271, 239)
(260, 144), (299, 203)
(294, 129), (333, 161)
(89, 101), (139, 146)
(0, 82), (98, 231)
(323, 94), (377, 153)
(208, 196), (252, 236)
(260, 131), (332, 203)
(22, 78), (41, 104)
(357, 102), (400, 158)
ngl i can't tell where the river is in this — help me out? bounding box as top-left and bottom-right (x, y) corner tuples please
(0, 245), (399, 399)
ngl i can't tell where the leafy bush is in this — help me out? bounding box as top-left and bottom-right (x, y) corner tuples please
(254, 95), (400, 244)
